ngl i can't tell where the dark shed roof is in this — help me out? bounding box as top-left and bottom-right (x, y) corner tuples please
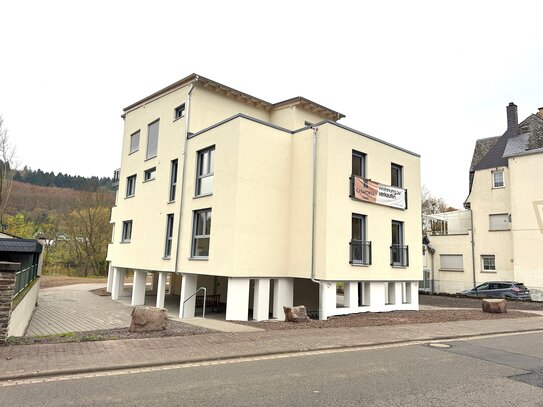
(0, 239), (43, 254)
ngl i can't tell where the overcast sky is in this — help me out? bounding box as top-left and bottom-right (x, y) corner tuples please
(1, 0), (542, 208)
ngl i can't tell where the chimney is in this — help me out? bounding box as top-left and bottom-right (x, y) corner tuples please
(537, 107), (543, 120)
(506, 102), (518, 134)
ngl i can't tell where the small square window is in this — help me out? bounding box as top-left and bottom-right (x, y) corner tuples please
(122, 221), (132, 242)
(174, 104), (185, 120)
(129, 131), (140, 154)
(144, 167), (156, 182)
(492, 170), (504, 188)
(126, 175), (136, 198)
(481, 255), (496, 271)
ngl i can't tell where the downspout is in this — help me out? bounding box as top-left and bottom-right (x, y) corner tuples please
(469, 208), (476, 289)
(174, 76), (199, 274)
(310, 126), (323, 319)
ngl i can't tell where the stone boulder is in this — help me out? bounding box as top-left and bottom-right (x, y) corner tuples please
(129, 306), (168, 333)
(482, 299), (507, 314)
(283, 305), (311, 322)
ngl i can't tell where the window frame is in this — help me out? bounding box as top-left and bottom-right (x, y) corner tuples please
(129, 130), (140, 154)
(174, 104), (185, 121)
(391, 220), (408, 267)
(191, 208), (212, 259)
(391, 163), (403, 188)
(439, 254), (464, 271)
(492, 169), (505, 189)
(352, 150), (366, 178)
(195, 146), (215, 196)
(481, 255), (496, 272)
(126, 175), (136, 198)
(146, 119), (160, 160)
(121, 220), (132, 243)
(169, 159), (178, 202)
(350, 213), (371, 265)
(144, 167), (156, 182)
(164, 214), (174, 259)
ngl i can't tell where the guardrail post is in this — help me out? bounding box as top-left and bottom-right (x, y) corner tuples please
(0, 262), (21, 345)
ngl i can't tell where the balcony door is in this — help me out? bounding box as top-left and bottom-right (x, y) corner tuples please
(391, 221), (404, 266)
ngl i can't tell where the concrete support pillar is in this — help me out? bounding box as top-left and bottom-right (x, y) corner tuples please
(393, 282), (402, 306)
(106, 263), (113, 293)
(343, 282), (358, 308)
(225, 278), (250, 321)
(369, 282), (386, 311)
(319, 281), (337, 320)
(410, 282), (419, 310)
(156, 272), (167, 309)
(149, 272), (159, 295)
(111, 267), (125, 300)
(253, 278), (270, 321)
(179, 274), (198, 318)
(272, 278), (293, 320)
(131, 270), (147, 306)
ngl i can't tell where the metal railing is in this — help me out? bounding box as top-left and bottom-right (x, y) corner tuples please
(390, 244), (409, 267)
(14, 265), (38, 298)
(112, 168), (120, 189)
(349, 240), (372, 265)
(183, 286), (207, 318)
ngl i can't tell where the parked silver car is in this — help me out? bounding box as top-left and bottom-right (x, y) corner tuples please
(462, 281), (531, 300)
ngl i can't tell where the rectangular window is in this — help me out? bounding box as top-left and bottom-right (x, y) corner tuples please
(481, 255), (496, 271)
(126, 175), (136, 197)
(192, 208), (211, 258)
(489, 213), (511, 231)
(164, 214), (174, 258)
(146, 119), (160, 159)
(174, 104), (185, 120)
(391, 220), (408, 266)
(492, 170), (504, 188)
(196, 146), (215, 196)
(169, 159), (178, 202)
(352, 150), (366, 178)
(144, 167), (156, 182)
(122, 221), (132, 242)
(350, 214), (371, 265)
(440, 254), (463, 271)
(391, 163), (403, 188)
(129, 131), (140, 154)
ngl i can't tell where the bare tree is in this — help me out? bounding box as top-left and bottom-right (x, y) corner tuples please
(0, 115), (17, 224)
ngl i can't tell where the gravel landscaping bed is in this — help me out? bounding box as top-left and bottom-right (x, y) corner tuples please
(419, 293), (543, 310)
(235, 309), (535, 331)
(7, 320), (214, 345)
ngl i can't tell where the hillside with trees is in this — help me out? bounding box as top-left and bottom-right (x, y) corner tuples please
(13, 166), (113, 191)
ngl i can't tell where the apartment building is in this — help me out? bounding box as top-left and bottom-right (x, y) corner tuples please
(106, 74), (422, 320)
(424, 103), (543, 299)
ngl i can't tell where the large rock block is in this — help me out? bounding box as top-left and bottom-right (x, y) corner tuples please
(283, 305), (311, 322)
(482, 299), (507, 314)
(129, 306), (167, 333)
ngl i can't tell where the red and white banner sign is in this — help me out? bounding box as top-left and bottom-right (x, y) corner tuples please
(353, 176), (406, 210)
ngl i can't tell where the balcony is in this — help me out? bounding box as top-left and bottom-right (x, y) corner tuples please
(349, 240), (372, 266)
(112, 168), (120, 190)
(423, 210), (471, 236)
(390, 244), (409, 267)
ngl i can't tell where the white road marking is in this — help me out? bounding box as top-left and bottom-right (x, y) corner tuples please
(1, 329), (541, 387)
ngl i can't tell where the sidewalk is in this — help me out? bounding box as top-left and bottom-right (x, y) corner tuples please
(2, 316), (543, 381)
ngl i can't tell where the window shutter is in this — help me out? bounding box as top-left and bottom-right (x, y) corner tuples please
(440, 254), (463, 270)
(489, 214), (510, 230)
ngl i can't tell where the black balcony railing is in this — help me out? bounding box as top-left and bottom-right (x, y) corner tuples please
(112, 168), (120, 189)
(390, 244), (409, 267)
(350, 240), (372, 265)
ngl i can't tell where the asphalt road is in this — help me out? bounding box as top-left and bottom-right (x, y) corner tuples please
(2, 332), (543, 406)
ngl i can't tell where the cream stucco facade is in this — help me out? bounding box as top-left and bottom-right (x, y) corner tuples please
(107, 74), (422, 320)
(425, 104), (543, 299)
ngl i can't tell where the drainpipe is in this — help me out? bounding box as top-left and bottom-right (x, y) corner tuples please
(310, 126), (324, 319)
(174, 76), (199, 274)
(469, 208), (476, 289)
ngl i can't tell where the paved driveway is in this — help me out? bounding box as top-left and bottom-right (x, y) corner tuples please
(26, 284), (133, 337)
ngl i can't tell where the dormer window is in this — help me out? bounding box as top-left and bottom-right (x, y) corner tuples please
(492, 170), (504, 188)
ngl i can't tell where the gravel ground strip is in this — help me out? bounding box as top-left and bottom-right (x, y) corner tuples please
(419, 293), (543, 310)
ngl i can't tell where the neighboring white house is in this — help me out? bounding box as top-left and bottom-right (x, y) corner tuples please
(425, 103), (543, 299)
(106, 74), (422, 320)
